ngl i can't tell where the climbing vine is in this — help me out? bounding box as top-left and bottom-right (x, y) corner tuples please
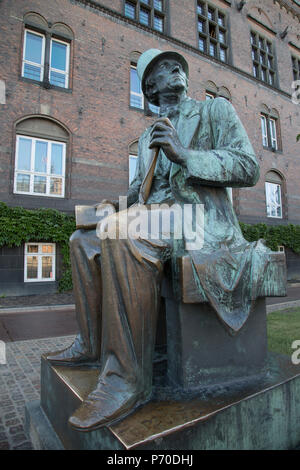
(0, 202), (76, 291)
(1, 202), (300, 292)
(240, 222), (300, 253)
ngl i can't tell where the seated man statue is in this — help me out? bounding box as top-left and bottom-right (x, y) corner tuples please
(46, 49), (285, 431)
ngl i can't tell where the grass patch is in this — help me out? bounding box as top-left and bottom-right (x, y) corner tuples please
(267, 308), (300, 356)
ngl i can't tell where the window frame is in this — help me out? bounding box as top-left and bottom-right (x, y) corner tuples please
(251, 31), (277, 87)
(260, 113), (280, 151)
(130, 64), (144, 110)
(22, 29), (46, 82)
(129, 154), (138, 184)
(49, 37), (70, 89)
(14, 134), (66, 198)
(130, 63), (160, 115)
(265, 181), (282, 219)
(124, 0), (166, 33)
(24, 242), (56, 282)
(22, 27), (71, 90)
(196, 1), (229, 64)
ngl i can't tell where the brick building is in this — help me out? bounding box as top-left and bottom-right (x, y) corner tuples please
(0, 0), (299, 295)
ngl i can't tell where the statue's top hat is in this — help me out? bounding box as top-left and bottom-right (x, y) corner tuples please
(137, 48), (189, 97)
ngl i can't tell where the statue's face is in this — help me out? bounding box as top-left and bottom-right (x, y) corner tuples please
(145, 58), (188, 99)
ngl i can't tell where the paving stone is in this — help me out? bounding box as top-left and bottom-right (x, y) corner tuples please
(0, 335), (75, 449)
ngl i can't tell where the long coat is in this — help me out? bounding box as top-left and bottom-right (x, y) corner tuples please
(127, 97), (286, 334)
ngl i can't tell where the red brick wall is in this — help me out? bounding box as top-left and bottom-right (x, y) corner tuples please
(0, 0), (299, 225)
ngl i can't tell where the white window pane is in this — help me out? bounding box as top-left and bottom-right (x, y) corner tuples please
(42, 256), (53, 278)
(51, 41), (67, 71)
(209, 44), (216, 57)
(125, 2), (135, 19)
(35, 141), (48, 173)
(130, 67), (141, 94)
(199, 38), (205, 52)
(220, 48), (226, 62)
(27, 256), (38, 279)
(269, 119), (278, 149)
(25, 32), (43, 64)
(261, 116), (268, 146)
(129, 155), (137, 183)
(154, 16), (163, 31)
(17, 138), (32, 170)
(50, 177), (63, 195)
(51, 143), (63, 175)
(34, 175), (47, 193)
(130, 94), (143, 108)
(50, 70), (66, 88)
(16, 173), (30, 192)
(266, 182), (282, 218)
(23, 63), (42, 81)
(154, 0), (162, 11)
(140, 9), (149, 26)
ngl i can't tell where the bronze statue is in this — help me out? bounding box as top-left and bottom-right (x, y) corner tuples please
(46, 49), (285, 431)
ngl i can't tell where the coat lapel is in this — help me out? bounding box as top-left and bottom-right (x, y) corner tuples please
(170, 98), (201, 181)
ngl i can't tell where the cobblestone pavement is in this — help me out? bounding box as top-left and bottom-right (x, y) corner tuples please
(0, 335), (75, 450)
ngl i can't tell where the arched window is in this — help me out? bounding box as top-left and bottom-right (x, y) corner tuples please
(130, 51), (160, 115)
(265, 170), (284, 219)
(205, 81), (231, 101)
(260, 105), (281, 151)
(22, 13), (73, 89)
(14, 117), (69, 198)
(128, 140), (138, 184)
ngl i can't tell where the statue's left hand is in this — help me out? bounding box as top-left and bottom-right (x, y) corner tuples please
(149, 117), (187, 166)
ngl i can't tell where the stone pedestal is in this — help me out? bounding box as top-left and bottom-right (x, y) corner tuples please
(165, 298), (267, 391)
(25, 353), (300, 450)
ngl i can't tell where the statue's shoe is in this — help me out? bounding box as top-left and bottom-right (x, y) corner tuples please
(44, 342), (98, 366)
(68, 377), (150, 431)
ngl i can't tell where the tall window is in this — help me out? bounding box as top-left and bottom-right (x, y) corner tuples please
(14, 135), (66, 197)
(130, 65), (144, 109)
(265, 171), (284, 219)
(129, 155), (138, 183)
(130, 64), (160, 114)
(197, 1), (229, 63)
(260, 107), (281, 151)
(24, 243), (56, 282)
(292, 55), (300, 81)
(124, 0), (166, 32)
(129, 141), (138, 184)
(22, 29), (70, 88)
(251, 32), (276, 86)
(22, 30), (45, 82)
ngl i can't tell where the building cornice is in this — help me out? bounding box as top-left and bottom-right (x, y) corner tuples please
(273, 0), (300, 21)
(70, 0), (293, 100)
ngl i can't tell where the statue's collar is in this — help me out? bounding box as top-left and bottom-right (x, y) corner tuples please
(159, 96), (197, 118)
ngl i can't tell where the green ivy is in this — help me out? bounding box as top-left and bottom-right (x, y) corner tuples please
(1, 201), (300, 293)
(240, 222), (300, 253)
(0, 202), (76, 291)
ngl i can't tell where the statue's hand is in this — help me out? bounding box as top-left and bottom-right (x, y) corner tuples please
(149, 117), (187, 166)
